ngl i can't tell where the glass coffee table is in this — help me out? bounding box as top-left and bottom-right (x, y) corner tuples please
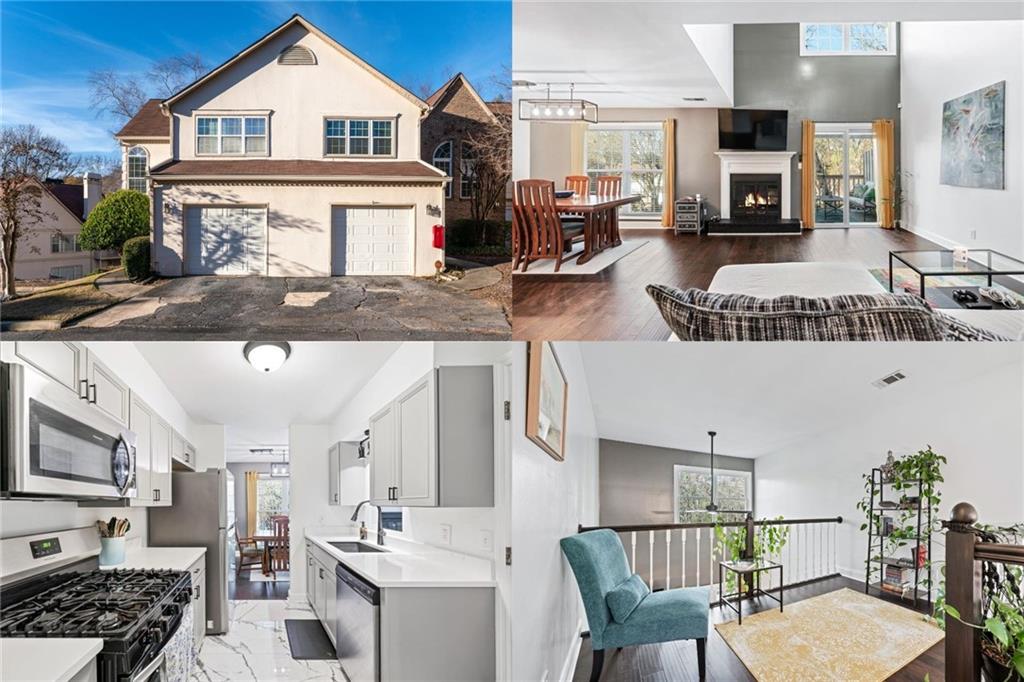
(889, 249), (1024, 307)
(718, 560), (783, 625)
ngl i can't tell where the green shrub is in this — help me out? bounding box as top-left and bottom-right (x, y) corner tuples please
(446, 218), (511, 249)
(121, 235), (150, 281)
(79, 190), (150, 252)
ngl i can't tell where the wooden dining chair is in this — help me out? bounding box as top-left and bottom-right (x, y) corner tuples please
(514, 179), (584, 272)
(266, 516), (290, 581)
(595, 175), (622, 196)
(235, 526), (263, 578)
(595, 175), (623, 247)
(564, 175), (590, 196)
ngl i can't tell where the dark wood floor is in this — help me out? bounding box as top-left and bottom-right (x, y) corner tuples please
(513, 227), (939, 341)
(228, 570), (290, 600)
(572, 576), (943, 682)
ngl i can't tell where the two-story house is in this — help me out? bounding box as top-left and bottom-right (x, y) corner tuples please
(13, 174), (114, 281)
(421, 73), (509, 222)
(115, 14), (448, 278)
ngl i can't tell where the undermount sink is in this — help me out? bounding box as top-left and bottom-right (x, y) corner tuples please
(329, 541), (388, 553)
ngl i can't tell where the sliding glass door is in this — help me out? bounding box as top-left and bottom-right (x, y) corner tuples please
(813, 123), (878, 227)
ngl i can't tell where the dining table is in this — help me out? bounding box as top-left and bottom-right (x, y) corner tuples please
(554, 193), (642, 265)
(249, 533), (287, 575)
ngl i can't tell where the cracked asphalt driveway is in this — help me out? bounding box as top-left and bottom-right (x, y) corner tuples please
(6, 276), (510, 340)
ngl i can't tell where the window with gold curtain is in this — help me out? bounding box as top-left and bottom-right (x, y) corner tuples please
(245, 471), (258, 538)
(873, 119), (896, 229)
(661, 118), (676, 227)
(800, 120), (816, 228)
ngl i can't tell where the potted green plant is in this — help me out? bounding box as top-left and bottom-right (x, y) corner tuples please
(715, 516), (790, 594)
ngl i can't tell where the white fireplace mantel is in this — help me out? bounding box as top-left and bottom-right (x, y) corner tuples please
(715, 151), (796, 220)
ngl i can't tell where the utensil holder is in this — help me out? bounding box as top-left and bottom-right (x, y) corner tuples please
(99, 537), (126, 566)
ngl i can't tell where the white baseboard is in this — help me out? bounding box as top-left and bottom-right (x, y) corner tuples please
(901, 223), (960, 250)
(559, 619), (584, 682)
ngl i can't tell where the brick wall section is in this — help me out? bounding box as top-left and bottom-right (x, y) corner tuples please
(421, 78), (504, 222)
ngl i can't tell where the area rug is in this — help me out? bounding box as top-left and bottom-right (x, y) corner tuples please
(714, 588), (943, 682)
(869, 268), (1024, 307)
(513, 239), (649, 275)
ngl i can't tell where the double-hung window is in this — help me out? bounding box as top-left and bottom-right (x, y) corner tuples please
(460, 142), (477, 198)
(800, 23), (896, 56)
(673, 464), (752, 524)
(195, 115), (268, 155)
(126, 147), (148, 192)
(585, 124), (664, 216)
(323, 118), (395, 157)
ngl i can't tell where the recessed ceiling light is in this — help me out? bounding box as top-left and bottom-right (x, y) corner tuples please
(243, 342), (291, 373)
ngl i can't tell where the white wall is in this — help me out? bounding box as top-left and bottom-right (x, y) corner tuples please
(755, 350), (1024, 585)
(511, 342), (600, 682)
(683, 24), (735, 105)
(900, 21), (1023, 255)
(288, 423), (333, 601)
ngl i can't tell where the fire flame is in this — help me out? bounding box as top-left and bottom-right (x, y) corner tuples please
(743, 192), (768, 207)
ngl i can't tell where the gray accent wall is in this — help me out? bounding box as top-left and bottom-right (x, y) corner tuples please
(734, 23), (901, 212)
(598, 439), (755, 526)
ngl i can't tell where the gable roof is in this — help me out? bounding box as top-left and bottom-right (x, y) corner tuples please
(32, 179), (84, 224)
(163, 15), (427, 111)
(115, 99), (169, 139)
(425, 73), (499, 124)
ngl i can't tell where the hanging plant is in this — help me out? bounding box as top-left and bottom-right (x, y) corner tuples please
(715, 517), (790, 594)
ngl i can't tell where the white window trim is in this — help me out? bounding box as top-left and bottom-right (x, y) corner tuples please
(584, 122), (664, 218)
(126, 146), (149, 193)
(432, 141), (453, 198)
(195, 114), (269, 157)
(323, 117), (397, 158)
(812, 121), (881, 228)
(672, 464), (752, 521)
(799, 22), (897, 57)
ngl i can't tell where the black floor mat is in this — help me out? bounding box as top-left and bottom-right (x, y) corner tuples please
(285, 619), (336, 660)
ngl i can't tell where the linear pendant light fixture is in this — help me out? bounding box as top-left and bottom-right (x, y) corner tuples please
(518, 83), (598, 123)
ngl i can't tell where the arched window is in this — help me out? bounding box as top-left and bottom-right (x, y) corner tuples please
(432, 141), (453, 198)
(127, 147), (148, 193)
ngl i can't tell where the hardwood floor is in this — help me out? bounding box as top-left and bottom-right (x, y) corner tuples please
(512, 227), (939, 340)
(571, 576), (943, 682)
(229, 570), (290, 600)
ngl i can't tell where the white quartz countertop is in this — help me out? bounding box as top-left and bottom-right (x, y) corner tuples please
(306, 533), (495, 588)
(1, 638), (103, 682)
(98, 546), (205, 572)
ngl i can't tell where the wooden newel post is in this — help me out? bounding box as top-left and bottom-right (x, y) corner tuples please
(743, 513), (755, 600)
(945, 501), (982, 682)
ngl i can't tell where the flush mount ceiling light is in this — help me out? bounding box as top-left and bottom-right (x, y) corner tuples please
(519, 83), (598, 124)
(243, 342), (291, 373)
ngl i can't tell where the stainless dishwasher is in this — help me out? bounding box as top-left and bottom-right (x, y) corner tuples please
(335, 562), (381, 682)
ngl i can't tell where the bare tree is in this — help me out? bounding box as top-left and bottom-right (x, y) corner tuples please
(147, 53), (207, 96)
(88, 70), (147, 124)
(0, 125), (77, 298)
(463, 111), (512, 241)
(489, 64), (512, 102)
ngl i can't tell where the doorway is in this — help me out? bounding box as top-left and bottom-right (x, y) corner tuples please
(229, 455), (292, 600)
(813, 123), (879, 227)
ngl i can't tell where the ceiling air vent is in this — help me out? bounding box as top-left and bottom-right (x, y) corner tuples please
(683, 96), (707, 102)
(278, 45), (317, 66)
(871, 370), (907, 389)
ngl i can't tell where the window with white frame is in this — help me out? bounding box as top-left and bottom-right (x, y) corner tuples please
(585, 124), (664, 216)
(255, 475), (289, 534)
(460, 142), (477, 199)
(432, 141), (453, 198)
(800, 23), (896, 56)
(324, 118), (395, 157)
(195, 115), (268, 156)
(673, 464), (752, 524)
(51, 233), (81, 253)
(127, 146), (148, 192)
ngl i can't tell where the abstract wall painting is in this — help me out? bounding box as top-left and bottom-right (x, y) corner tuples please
(940, 80), (1006, 190)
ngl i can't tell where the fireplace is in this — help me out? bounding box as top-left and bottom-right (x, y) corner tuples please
(730, 173), (782, 223)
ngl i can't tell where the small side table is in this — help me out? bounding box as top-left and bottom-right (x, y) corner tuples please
(718, 560), (783, 625)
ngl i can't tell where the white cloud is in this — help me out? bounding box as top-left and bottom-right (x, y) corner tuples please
(1, 83), (119, 154)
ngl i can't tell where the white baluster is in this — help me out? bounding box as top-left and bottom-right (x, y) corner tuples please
(648, 530), (654, 590)
(630, 532), (637, 574)
(696, 528), (701, 586)
(665, 530), (672, 590)
(681, 529), (687, 588)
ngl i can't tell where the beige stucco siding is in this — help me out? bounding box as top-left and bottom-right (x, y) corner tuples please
(13, 189), (95, 280)
(120, 139), (173, 189)
(171, 24), (423, 162)
(152, 182), (445, 277)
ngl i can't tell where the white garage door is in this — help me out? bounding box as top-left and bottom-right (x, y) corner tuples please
(185, 207), (267, 275)
(331, 207), (413, 275)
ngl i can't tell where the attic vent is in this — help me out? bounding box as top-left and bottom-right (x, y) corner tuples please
(871, 370), (907, 389)
(278, 45), (317, 66)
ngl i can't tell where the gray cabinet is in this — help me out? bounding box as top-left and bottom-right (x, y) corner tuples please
(370, 366), (494, 508)
(306, 542), (337, 646)
(328, 443), (341, 505)
(187, 555), (206, 651)
(328, 441), (367, 506)
(126, 397), (173, 507)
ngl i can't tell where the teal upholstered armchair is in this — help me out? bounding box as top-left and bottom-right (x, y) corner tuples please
(561, 529), (710, 681)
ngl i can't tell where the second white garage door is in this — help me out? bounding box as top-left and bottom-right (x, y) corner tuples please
(185, 207), (267, 275)
(331, 207), (413, 275)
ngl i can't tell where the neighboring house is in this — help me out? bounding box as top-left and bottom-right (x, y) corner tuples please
(422, 73), (509, 222)
(115, 14), (448, 277)
(13, 174), (116, 281)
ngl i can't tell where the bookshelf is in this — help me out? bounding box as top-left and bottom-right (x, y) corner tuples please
(863, 467), (932, 607)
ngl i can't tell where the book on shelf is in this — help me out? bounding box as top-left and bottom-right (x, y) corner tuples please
(882, 556), (915, 568)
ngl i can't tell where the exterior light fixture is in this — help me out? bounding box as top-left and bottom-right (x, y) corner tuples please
(243, 342), (291, 373)
(519, 83), (598, 123)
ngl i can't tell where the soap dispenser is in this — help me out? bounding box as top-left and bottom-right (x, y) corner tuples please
(359, 522), (368, 541)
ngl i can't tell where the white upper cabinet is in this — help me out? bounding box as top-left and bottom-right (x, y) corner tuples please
(84, 353), (130, 425)
(6, 342), (84, 396)
(369, 366), (495, 509)
(151, 417), (172, 506)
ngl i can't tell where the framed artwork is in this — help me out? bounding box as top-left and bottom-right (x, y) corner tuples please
(525, 341), (568, 461)
(940, 80), (1005, 189)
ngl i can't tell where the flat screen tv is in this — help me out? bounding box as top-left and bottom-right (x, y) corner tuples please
(718, 109), (788, 151)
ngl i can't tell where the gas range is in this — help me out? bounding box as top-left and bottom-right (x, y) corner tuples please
(0, 529), (195, 682)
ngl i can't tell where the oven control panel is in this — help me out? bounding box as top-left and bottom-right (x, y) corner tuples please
(29, 537), (62, 559)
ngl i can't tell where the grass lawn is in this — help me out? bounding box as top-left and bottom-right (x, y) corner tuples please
(3, 269), (131, 324)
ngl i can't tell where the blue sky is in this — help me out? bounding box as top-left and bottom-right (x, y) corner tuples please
(0, 1), (510, 155)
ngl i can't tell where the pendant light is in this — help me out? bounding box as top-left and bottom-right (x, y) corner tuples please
(270, 449), (289, 478)
(518, 83), (598, 123)
(706, 431), (719, 513)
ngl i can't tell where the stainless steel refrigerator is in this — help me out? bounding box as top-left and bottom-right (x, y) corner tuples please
(148, 469), (234, 634)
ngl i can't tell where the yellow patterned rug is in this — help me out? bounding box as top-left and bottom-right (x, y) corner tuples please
(714, 588), (943, 681)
